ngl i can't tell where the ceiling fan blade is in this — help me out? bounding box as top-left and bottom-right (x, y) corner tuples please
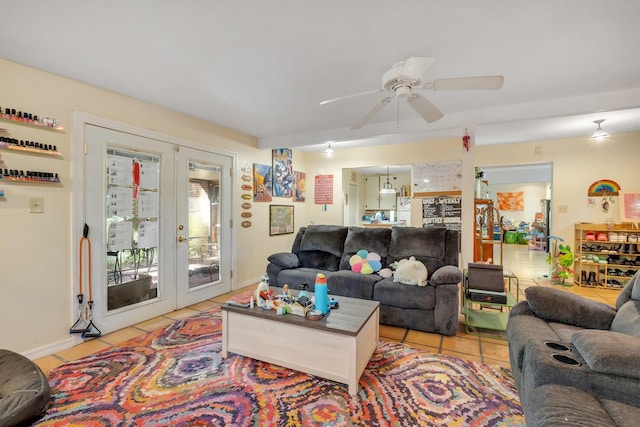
(320, 89), (383, 105)
(430, 76), (504, 91)
(352, 96), (393, 129)
(399, 57), (434, 81)
(406, 94), (443, 123)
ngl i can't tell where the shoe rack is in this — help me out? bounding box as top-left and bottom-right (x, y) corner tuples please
(574, 223), (640, 289)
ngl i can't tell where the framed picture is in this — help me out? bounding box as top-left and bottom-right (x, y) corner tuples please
(253, 163), (273, 202)
(272, 148), (293, 198)
(269, 205), (294, 236)
(293, 170), (306, 202)
(619, 191), (640, 223)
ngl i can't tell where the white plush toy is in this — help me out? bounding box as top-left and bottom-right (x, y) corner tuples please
(254, 279), (270, 307)
(392, 256), (429, 287)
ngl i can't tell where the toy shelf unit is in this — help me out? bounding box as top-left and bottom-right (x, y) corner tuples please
(574, 223), (640, 289)
(462, 264), (520, 335)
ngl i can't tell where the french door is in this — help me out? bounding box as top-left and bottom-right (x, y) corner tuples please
(82, 123), (232, 334)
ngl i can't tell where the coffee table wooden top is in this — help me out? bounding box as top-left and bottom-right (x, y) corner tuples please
(222, 291), (379, 337)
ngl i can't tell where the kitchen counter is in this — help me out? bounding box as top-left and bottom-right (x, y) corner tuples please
(361, 221), (406, 227)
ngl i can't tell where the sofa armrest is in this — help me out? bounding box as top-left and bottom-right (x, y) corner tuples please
(572, 330), (640, 381)
(267, 252), (300, 269)
(525, 286), (616, 330)
(430, 265), (463, 286)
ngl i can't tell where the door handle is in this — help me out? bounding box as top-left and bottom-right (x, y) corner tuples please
(178, 236), (186, 243)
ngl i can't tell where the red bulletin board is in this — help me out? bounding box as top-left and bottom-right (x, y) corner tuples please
(314, 174), (333, 204)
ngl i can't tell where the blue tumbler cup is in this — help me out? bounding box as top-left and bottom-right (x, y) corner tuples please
(314, 273), (329, 315)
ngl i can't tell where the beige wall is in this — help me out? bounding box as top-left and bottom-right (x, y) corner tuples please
(0, 59), (304, 354)
(2, 58), (638, 356)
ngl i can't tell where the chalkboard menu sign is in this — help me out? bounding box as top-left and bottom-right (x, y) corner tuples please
(422, 196), (462, 231)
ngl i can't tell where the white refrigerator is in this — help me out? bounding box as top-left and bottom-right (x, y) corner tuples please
(397, 197), (411, 225)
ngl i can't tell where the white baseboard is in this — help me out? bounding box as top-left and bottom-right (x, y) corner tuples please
(22, 336), (79, 360)
(235, 277), (261, 290)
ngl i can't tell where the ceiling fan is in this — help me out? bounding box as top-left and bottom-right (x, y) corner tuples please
(320, 57), (504, 129)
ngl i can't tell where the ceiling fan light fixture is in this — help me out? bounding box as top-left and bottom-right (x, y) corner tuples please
(324, 142), (335, 155)
(591, 119), (608, 139)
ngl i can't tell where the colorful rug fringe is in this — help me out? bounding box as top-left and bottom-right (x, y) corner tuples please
(37, 307), (524, 426)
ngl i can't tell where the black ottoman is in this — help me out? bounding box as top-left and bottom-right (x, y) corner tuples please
(0, 349), (50, 427)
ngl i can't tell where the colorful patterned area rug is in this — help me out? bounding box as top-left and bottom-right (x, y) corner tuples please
(37, 307), (525, 426)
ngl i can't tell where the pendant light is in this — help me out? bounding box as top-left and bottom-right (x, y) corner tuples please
(591, 119), (608, 139)
(379, 166), (395, 194)
(324, 142), (335, 155)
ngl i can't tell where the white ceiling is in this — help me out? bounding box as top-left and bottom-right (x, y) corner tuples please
(2, 1), (639, 152)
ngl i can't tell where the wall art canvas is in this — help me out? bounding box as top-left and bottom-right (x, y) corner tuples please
(272, 148), (293, 198)
(497, 191), (525, 211)
(620, 191), (640, 222)
(253, 163), (272, 202)
(293, 170), (306, 202)
(269, 205), (294, 236)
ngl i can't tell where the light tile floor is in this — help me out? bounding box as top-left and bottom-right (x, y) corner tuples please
(34, 244), (621, 375)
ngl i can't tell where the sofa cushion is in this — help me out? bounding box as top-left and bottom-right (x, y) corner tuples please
(299, 225), (348, 257)
(267, 252), (300, 269)
(611, 300), (640, 337)
(388, 227), (447, 279)
(373, 278), (436, 310)
(327, 270), (378, 299)
(339, 227), (391, 270)
(275, 267), (330, 291)
(615, 271), (640, 309)
(525, 286), (616, 330)
(572, 329), (640, 380)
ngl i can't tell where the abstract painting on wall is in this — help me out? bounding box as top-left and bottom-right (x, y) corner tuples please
(272, 148), (293, 198)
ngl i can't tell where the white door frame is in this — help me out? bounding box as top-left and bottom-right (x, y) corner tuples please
(72, 113), (237, 335)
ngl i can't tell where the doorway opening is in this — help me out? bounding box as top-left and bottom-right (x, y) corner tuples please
(478, 162), (552, 280)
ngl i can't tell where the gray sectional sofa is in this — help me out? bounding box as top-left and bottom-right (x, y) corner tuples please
(507, 271), (640, 426)
(266, 225), (462, 335)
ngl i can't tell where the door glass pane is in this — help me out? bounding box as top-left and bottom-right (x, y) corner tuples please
(106, 147), (160, 310)
(187, 161), (221, 289)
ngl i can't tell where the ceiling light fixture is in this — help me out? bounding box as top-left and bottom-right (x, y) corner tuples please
(324, 142), (335, 155)
(380, 166), (395, 194)
(591, 119), (608, 139)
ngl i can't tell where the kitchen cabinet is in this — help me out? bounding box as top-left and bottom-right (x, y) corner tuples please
(363, 175), (397, 210)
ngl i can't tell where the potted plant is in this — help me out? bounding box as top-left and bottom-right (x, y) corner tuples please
(547, 236), (574, 286)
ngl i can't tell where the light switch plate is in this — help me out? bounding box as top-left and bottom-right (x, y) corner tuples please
(30, 197), (44, 213)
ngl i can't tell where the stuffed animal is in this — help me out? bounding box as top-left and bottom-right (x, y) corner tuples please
(392, 256), (428, 286)
(254, 280), (272, 307)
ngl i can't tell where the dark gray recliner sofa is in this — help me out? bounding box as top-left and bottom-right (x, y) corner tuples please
(507, 271), (640, 426)
(266, 225), (462, 335)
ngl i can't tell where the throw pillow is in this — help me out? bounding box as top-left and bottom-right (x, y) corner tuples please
(525, 286), (616, 330)
(349, 249), (382, 274)
(267, 252), (300, 268)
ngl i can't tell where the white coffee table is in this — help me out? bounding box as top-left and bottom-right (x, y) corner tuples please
(221, 293), (379, 395)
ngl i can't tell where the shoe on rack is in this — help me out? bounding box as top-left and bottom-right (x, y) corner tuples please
(588, 271), (597, 285)
(629, 234), (638, 243)
(628, 244), (638, 254)
(585, 231), (596, 241)
(581, 270), (588, 284)
(597, 232), (608, 242)
(609, 232), (619, 242)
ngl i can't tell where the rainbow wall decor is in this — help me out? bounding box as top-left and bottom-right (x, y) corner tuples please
(588, 179), (621, 196)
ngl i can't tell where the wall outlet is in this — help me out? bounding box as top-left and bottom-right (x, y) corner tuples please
(558, 205), (568, 213)
(30, 197), (44, 213)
